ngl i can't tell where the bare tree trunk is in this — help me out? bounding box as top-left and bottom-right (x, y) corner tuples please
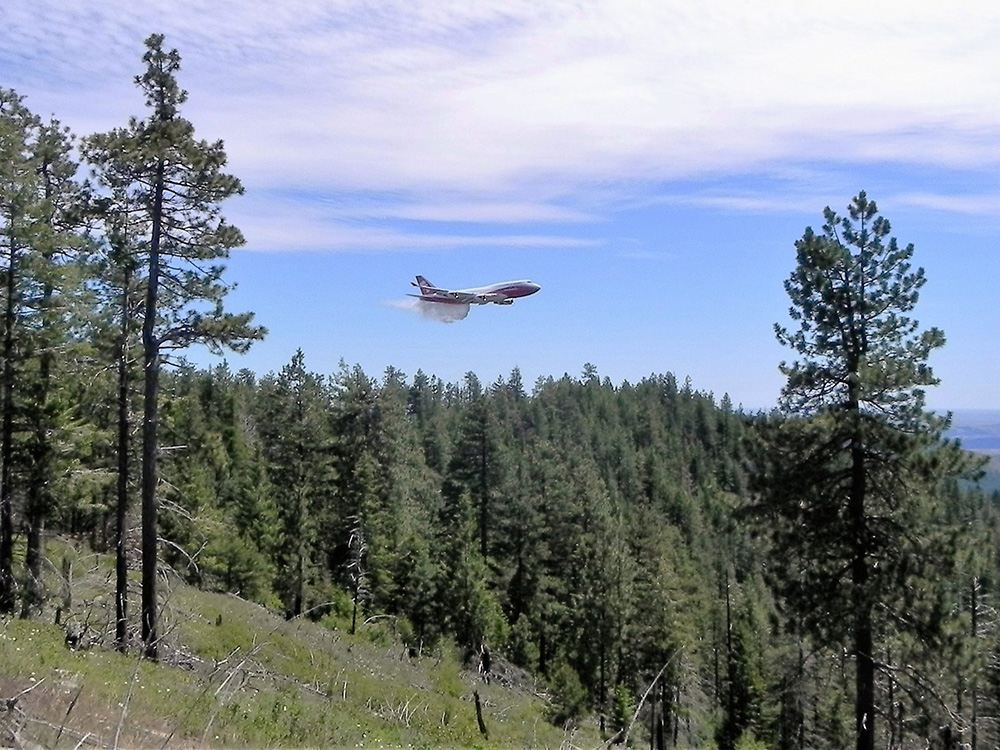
(0, 233), (18, 613)
(21, 159), (61, 621)
(649, 687), (656, 750)
(473, 690), (489, 740)
(887, 647), (896, 750)
(21, 290), (54, 621)
(115, 264), (132, 652)
(20, 518), (42, 618)
(140, 158), (163, 661)
(655, 682), (666, 750)
(849, 405), (875, 750)
(971, 577), (979, 750)
(61, 552), (72, 614)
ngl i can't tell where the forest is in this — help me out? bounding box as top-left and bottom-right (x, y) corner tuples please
(3, 34), (1000, 750)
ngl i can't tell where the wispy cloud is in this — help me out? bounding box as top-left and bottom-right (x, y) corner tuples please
(232, 196), (600, 252)
(229, 188), (602, 251)
(7, 0), (1000, 250)
(896, 192), (1000, 216)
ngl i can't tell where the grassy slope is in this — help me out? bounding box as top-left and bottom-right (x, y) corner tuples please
(0, 544), (599, 749)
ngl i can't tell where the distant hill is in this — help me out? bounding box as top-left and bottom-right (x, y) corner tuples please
(947, 409), (1000, 455)
(947, 410), (1000, 493)
(984, 460), (1000, 495)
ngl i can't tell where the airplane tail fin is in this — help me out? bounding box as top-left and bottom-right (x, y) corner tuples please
(413, 275), (435, 296)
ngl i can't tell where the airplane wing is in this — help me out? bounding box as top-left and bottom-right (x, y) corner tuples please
(410, 281), (479, 303)
(445, 291), (480, 303)
(407, 293), (470, 305)
(478, 293), (508, 304)
(418, 291), (511, 305)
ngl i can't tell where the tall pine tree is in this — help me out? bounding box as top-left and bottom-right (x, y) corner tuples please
(255, 351), (333, 619)
(0, 88), (39, 612)
(18, 117), (89, 618)
(0, 89), (88, 614)
(762, 192), (977, 750)
(83, 34), (265, 658)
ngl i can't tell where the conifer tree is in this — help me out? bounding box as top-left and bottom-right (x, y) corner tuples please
(255, 351), (333, 618)
(0, 88), (39, 611)
(435, 482), (507, 650)
(408, 369), (450, 474)
(355, 366), (438, 617)
(19, 118), (89, 618)
(446, 372), (504, 559)
(763, 192), (977, 749)
(0, 89), (88, 614)
(103, 190), (143, 651)
(83, 34), (265, 658)
(79, 126), (154, 648)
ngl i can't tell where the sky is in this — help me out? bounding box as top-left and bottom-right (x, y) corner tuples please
(3, 0), (999, 410)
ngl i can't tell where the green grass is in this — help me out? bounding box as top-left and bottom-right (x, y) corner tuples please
(0, 540), (599, 748)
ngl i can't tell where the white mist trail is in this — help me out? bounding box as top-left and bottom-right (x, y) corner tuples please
(386, 297), (471, 323)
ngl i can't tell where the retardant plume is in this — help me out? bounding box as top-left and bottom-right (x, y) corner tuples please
(387, 297), (471, 322)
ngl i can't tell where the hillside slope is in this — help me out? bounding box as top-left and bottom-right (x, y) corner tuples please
(0, 547), (599, 749)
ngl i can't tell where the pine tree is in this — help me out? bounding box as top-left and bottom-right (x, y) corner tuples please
(408, 369), (450, 475)
(435, 482), (506, 650)
(83, 34), (265, 658)
(762, 192), (979, 749)
(205, 366), (278, 602)
(19, 118), (90, 618)
(80, 145), (148, 650)
(255, 351), (333, 618)
(446, 372), (505, 560)
(0, 88), (40, 612)
(348, 366), (439, 619)
(0, 89), (88, 614)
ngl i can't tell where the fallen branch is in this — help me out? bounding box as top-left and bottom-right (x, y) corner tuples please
(474, 690), (489, 740)
(597, 653), (677, 748)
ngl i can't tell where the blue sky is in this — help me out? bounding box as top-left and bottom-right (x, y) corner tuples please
(4, 0), (999, 409)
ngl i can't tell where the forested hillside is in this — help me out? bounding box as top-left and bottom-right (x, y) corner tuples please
(4, 353), (1000, 748)
(4, 33), (1000, 750)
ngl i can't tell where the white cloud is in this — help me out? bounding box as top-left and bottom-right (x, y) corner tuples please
(230, 193), (599, 252)
(896, 192), (1000, 215)
(7, 0), (1000, 244)
(349, 199), (596, 224)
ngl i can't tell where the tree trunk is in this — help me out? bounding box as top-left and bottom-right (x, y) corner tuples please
(20, 517), (43, 618)
(655, 682), (666, 750)
(849, 407), (875, 750)
(21, 160), (61, 621)
(140, 158), (164, 660)
(0, 233), (18, 613)
(854, 604), (875, 750)
(115, 265), (131, 652)
(725, 567), (735, 739)
(61, 553), (72, 615)
(21, 273), (55, 620)
(473, 690), (489, 739)
(970, 577), (979, 750)
(291, 528), (304, 619)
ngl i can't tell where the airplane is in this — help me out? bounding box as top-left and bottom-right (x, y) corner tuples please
(408, 275), (541, 306)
